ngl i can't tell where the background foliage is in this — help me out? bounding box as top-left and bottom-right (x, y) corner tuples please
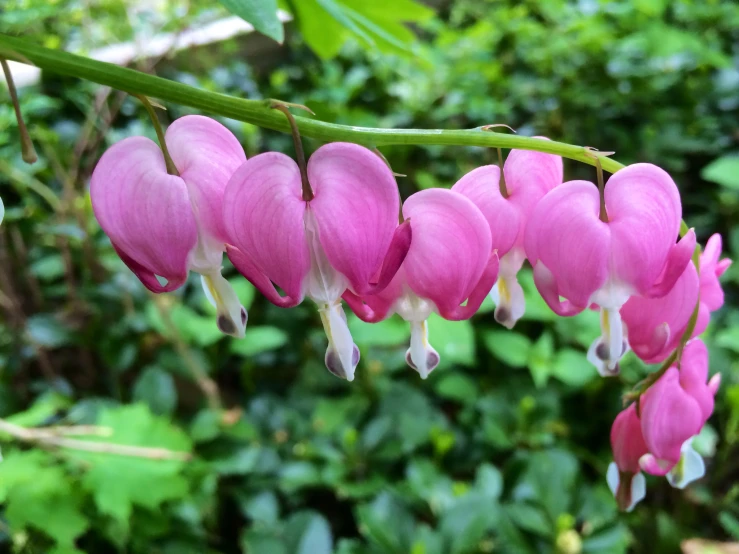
(1, 0), (739, 552)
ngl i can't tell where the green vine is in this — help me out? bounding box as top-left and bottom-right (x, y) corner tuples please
(0, 33), (627, 173)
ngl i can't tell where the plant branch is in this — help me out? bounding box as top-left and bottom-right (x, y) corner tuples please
(0, 418), (191, 460)
(0, 34), (627, 173)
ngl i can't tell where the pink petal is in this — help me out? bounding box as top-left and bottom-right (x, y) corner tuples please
(308, 143), (404, 295)
(611, 404), (649, 474)
(678, 339), (715, 423)
(524, 181), (610, 310)
(532, 261), (587, 316)
(226, 246), (301, 308)
(621, 262), (699, 364)
(700, 233), (731, 311)
(90, 136), (197, 292)
(166, 116), (246, 244)
(605, 164), (683, 295)
(640, 367), (704, 468)
(401, 188), (492, 319)
(451, 165), (519, 257)
(503, 140), (563, 248)
(222, 152), (309, 305)
(645, 230), (696, 298)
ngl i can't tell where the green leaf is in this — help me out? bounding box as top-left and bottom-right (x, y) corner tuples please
(551, 349), (599, 387)
(482, 330), (531, 368)
(356, 493), (415, 553)
(514, 449), (579, 522)
(349, 314), (410, 347)
(217, 0), (284, 43)
(702, 156), (739, 190)
(0, 450), (89, 546)
(230, 326), (289, 357)
(5, 391), (70, 427)
(133, 366), (177, 415)
(440, 493), (497, 554)
(71, 404), (192, 528)
(505, 503), (553, 538)
(26, 313), (73, 347)
(434, 373), (479, 404)
(528, 332), (554, 388)
(428, 314), (475, 366)
(284, 511), (333, 554)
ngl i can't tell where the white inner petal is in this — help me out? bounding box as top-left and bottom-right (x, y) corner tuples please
(667, 438), (706, 489)
(606, 461), (620, 498)
(303, 208), (348, 303)
(201, 270), (247, 338)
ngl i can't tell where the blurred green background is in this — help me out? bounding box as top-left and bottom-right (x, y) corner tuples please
(1, 1), (739, 553)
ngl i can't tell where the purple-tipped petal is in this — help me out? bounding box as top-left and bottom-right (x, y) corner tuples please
(91, 136), (197, 292)
(308, 142), (403, 294)
(166, 115), (246, 244)
(223, 152), (310, 306)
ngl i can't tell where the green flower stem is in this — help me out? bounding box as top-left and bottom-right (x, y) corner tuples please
(0, 34), (627, 173)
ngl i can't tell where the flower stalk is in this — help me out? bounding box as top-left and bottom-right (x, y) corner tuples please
(1, 58), (37, 164)
(135, 94), (179, 176)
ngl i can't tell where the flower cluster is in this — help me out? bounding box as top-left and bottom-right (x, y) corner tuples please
(90, 115), (730, 510)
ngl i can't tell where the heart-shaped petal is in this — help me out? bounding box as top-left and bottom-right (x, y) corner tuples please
(90, 136), (197, 292)
(223, 152), (309, 305)
(524, 180), (610, 310)
(166, 115), (246, 244)
(308, 142), (406, 295)
(401, 188), (494, 319)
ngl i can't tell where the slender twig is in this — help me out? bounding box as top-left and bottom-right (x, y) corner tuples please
(151, 294), (222, 411)
(1, 58), (37, 163)
(0, 418), (191, 460)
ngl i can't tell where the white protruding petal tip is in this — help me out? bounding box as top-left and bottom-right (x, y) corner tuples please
(667, 440), (706, 489)
(202, 271), (247, 338)
(606, 462), (619, 497)
(322, 303), (360, 381)
(629, 472), (646, 511)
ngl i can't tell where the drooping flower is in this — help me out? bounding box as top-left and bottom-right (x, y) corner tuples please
(639, 339), (720, 487)
(524, 163), (696, 376)
(223, 142), (411, 381)
(694, 233), (732, 336)
(620, 262), (699, 364)
(91, 115), (248, 337)
(607, 403), (648, 512)
(452, 140), (562, 328)
(344, 188), (499, 378)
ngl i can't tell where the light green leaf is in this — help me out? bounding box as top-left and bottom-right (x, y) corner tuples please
(217, 0), (284, 42)
(348, 314), (410, 347)
(701, 156), (739, 190)
(482, 330), (531, 368)
(0, 450), (89, 546)
(428, 314), (475, 366)
(434, 373), (478, 404)
(71, 404), (192, 528)
(230, 325), (289, 357)
(551, 349), (599, 387)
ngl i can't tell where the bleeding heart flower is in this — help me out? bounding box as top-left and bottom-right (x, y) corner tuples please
(639, 339), (719, 485)
(344, 188), (499, 378)
(607, 403), (648, 512)
(223, 142), (411, 382)
(91, 115), (248, 337)
(452, 139), (562, 328)
(524, 163), (696, 376)
(620, 262), (699, 364)
(694, 233), (732, 336)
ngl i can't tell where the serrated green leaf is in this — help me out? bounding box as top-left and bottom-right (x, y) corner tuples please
(71, 404), (192, 527)
(434, 373), (478, 404)
(348, 314), (410, 347)
(217, 0), (284, 42)
(702, 156), (739, 190)
(284, 511), (333, 554)
(551, 349), (598, 387)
